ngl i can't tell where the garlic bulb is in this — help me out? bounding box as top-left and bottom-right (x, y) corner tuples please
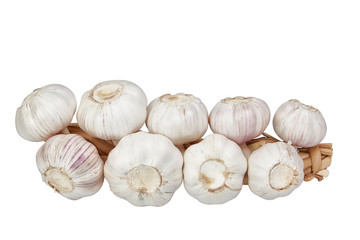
(16, 84), (77, 142)
(76, 80), (147, 141)
(146, 93), (208, 145)
(104, 132), (183, 206)
(183, 134), (247, 204)
(36, 134), (104, 200)
(273, 99), (327, 148)
(209, 96), (270, 145)
(248, 142), (304, 200)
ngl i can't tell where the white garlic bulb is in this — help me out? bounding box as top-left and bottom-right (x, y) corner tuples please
(16, 84), (77, 142)
(209, 96), (270, 145)
(248, 142), (304, 200)
(104, 132), (183, 206)
(146, 93), (208, 145)
(273, 99), (327, 148)
(36, 134), (104, 200)
(76, 80), (147, 141)
(183, 134), (247, 204)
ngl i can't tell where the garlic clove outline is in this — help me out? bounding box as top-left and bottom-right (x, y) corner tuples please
(273, 99), (327, 148)
(146, 93), (208, 145)
(209, 96), (271, 145)
(76, 80), (148, 141)
(36, 134), (104, 200)
(16, 84), (77, 142)
(183, 134), (247, 204)
(104, 131), (183, 207)
(247, 142), (304, 200)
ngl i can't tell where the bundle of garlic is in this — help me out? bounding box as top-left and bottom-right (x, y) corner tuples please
(16, 81), (333, 205)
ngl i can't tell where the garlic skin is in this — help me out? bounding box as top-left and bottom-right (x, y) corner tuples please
(183, 134), (247, 204)
(76, 80), (147, 141)
(104, 132), (183, 207)
(273, 99), (327, 148)
(248, 142), (304, 200)
(36, 134), (104, 200)
(209, 96), (270, 145)
(146, 93), (208, 145)
(16, 84), (77, 142)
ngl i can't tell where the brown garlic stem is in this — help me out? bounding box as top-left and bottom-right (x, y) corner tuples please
(66, 123), (115, 158)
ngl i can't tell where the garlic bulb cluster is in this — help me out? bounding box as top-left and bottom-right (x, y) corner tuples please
(77, 80), (147, 141)
(183, 134), (247, 204)
(273, 99), (327, 148)
(36, 134), (104, 200)
(146, 93), (208, 145)
(16, 80), (332, 204)
(248, 142), (304, 200)
(209, 96), (270, 145)
(16, 84), (77, 142)
(104, 132), (183, 206)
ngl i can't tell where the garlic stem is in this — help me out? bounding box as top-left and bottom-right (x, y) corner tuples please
(66, 123), (115, 157)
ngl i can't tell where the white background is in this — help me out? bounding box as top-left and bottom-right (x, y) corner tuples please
(1, 1), (359, 239)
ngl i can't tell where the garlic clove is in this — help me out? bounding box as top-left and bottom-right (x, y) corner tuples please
(76, 80), (147, 141)
(104, 132), (183, 207)
(273, 99), (327, 148)
(183, 134), (247, 204)
(209, 96), (270, 145)
(16, 84), (77, 142)
(146, 93), (208, 145)
(36, 134), (104, 200)
(247, 142), (304, 200)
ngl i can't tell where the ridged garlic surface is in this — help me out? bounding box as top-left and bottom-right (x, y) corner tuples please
(209, 96), (270, 145)
(146, 93), (208, 145)
(76, 80), (147, 141)
(36, 134), (104, 200)
(16, 84), (77, 142)
(183, 134), (247, 204)
(273, 99), (327, 148)
(248, 142), (304, 200)
(104, 132), (183, 207)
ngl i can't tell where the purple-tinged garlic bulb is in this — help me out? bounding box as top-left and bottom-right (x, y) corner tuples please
(273, 99), (327, 147)
(36, 134), (104, 200)
(209, 96), (270, 145)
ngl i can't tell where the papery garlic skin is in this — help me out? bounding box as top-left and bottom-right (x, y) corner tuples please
(76, 80), (147, 141)
(146, 93), (208, 145)
(183, 134), (247, 204)
(209, 97), (270, 145)
(104, 132), (183, 207)
(248, 142), (304, 200)
(273, 99), (327, 148)
(16, 84), (77, 142)
(36, 134), (104, 200)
